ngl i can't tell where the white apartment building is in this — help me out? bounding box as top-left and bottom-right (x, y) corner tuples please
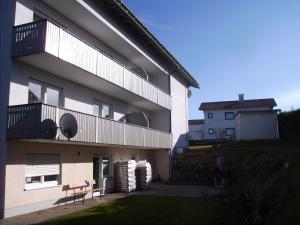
(199, 95), (279, 141)
(0, 0), (199, 218)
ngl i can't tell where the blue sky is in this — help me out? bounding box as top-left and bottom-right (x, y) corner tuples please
(124, 0), (300, 119)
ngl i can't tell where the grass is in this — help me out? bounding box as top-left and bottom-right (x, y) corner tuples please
(36, 196), (224, 225)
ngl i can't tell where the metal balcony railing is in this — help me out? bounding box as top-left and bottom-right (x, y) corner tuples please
(7, 103), (172, 149)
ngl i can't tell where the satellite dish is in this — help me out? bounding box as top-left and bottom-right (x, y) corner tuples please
(41, 119), (57, 139)
(60, 113), (78, 140)
(188, 89), (192, 98)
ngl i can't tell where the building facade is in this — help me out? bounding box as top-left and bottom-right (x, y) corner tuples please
(188, 119), (205, 141)
(0, 0), (198, 218)
(199, 95), (278, 140)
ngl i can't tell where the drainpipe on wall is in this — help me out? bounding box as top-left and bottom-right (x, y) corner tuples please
(0, 0), (16, 218)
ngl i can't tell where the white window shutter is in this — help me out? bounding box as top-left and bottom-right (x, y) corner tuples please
(25, 154), (60, 177)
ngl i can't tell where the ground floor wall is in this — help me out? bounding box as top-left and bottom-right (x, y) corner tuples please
(4, 141), (169, 218)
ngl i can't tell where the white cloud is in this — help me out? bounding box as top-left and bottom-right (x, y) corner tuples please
(276, 89), (300, 111)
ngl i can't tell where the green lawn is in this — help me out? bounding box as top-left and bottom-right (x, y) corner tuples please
(36, 196), (223, 225)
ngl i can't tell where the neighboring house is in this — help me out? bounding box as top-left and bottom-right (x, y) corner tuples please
(188, 119), (205, 141)
(199, 95), (279, 140)
(0, 0), (198, 218)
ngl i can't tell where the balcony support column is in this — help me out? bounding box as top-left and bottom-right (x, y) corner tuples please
(0, 0), (16, 218)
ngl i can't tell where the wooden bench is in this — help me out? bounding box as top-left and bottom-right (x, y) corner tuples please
(66, 183), (89, 204)
(65, 180), (104, 204)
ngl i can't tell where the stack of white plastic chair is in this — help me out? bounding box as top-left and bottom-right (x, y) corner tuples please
(114, 160), (137, 192)
(136, 161), (152, 190)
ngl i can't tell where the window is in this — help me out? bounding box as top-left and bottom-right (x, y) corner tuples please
(93, 102), (113, 119)
(45, 85), (61, 107)
(102, 156), (111, 177)
(209, 128), (214, 135)
(28, 80), (43, 103)
(25, 154), (61, 190)
(208, 113), (213, 119)
(131, 154), (139, 162)
(225, 128), (235, 137)
(225, 112), (235, 120)
(28, 79), (63, 107)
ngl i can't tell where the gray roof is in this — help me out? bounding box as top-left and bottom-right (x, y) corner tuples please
(94, 0), (199, 88)
(199, 98), (277, 110)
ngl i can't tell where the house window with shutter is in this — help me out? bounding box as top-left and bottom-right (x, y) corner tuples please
(25, 154), (61, 190)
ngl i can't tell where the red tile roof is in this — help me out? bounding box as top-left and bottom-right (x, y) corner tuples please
(199, 98), (277, 110)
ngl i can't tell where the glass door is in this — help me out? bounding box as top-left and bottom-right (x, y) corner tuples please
(93, 155), (111, 188)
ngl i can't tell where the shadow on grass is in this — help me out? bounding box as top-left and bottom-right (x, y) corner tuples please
(36, 195), (224, 225)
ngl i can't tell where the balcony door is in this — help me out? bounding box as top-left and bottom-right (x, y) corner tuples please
(93, 102), (113, 119)
(93, 155), (112, 188)
(28, 79), (63, 107)
(44, 84), (62, 107)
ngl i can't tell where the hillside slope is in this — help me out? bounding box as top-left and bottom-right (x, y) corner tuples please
(213, 141), (300, 225)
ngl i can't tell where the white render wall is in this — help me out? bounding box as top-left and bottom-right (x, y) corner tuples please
(170, 73), (189, 150)
(203, 109), (237, 140)
(203, 107), (271, 140)
(189, 124), (205, 141)
(236, 111), (279, 140)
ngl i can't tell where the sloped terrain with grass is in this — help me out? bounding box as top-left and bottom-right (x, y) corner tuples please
(215, 141), (300, 225)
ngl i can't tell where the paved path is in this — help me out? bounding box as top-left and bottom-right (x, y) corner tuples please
(0, 183), (224, 225)
(0, 193), (128, 225)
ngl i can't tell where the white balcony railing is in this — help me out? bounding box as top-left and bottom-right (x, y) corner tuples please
(7, 103), (172, 149)
(12, 20), (172, 110)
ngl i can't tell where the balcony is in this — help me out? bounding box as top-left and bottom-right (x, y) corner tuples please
(7, 103), (172, 149)
(11, 20), (171, 111)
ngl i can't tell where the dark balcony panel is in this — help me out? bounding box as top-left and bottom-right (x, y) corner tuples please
(12, 20), (47, 58)
(7, 103), (57, 139)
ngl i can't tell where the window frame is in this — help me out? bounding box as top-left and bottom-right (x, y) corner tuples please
(93, 100), (113, 119)
(44, 83), (63, 107)
(225, 128), (236, 137)
(28, 79), (43, 104)
(28, 78), (64, 107)
(131, 154), (139, 162)
(208, 128), (214, 135)
(101, 155), (112, 178)
(225, 112), (235, 120)
(208, 113), (213, 119)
